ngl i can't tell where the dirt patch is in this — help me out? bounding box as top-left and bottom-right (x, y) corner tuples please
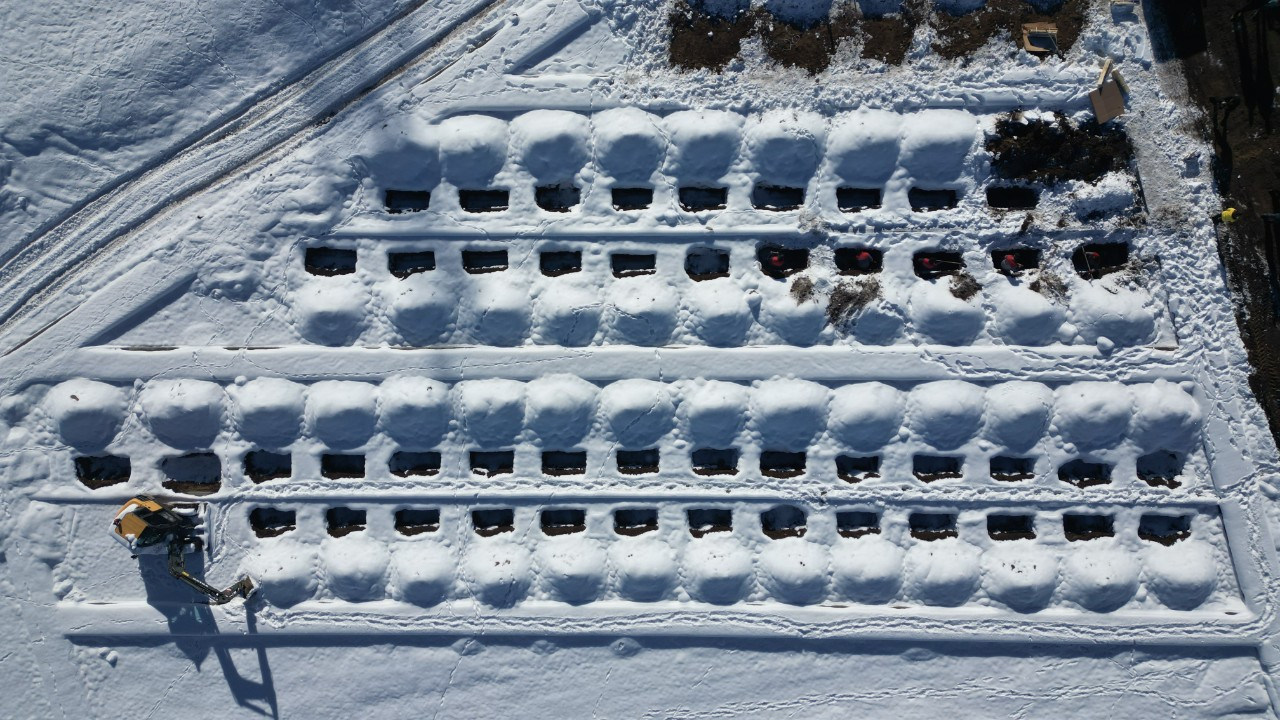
(950, 272), (982, 300)
(755, 6), (859, 74)
(1030, 269), (1068, 302)
(827, 277), (881, 324)
(669, 0), (756, 71)
(861, 1), (924, 65)
(987, 112), (1135, 185)
(790, 275), (816, 303)
(932, 0), (1087, 60)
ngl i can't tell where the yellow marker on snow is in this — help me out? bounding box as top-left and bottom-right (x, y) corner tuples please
(1221, 207), (1238, 223)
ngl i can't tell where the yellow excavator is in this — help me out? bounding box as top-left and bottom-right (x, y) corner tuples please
(111, 495), (255, 605)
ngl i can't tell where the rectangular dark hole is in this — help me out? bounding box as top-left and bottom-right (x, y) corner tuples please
(909, 512), (958, 541)
(987, 513), (1036, 541)
(326, 507), (366, 538)
(1063, 513), (1115, 541)
(757, 246), (809, 279)
(1071, 243), (1129, 279)
(611, 253), (657, 278)
(1137, 451), (1184, 489)
(679, 186), (728, 211)
(244, 450), (291, 484)
(472, 508), (515, 537)
(540, 250), (582, 277)
(385, 189), (431, 214)
(692, 448), (738, 476)
(687, 508), (733, 538)
(834, 247), (883, 275)
(837, 510), (880, 538)
(395, 508), (441, 536)
(535, 184), (580, 212)
(986, 186), (1039, 210)
(541, 508), (586, 536)
(250, 508), (296, 538)
(990, 248), (1041, 276)
(760, 450), (806, 478)
(1058, 459), (1113, 487)
(908, 188), (959, 211)
(304, 247), (357, 276)
(760, 505), (807, 539)
(459, 188), (509, 213)
(389, 451), (440, 478)
(685, 247), (730, 280)
(161, 453), (221, 496)
(912, 251), (965, 279)
(74, 455), (130, 489)
(542, 450), (587, 476)
(752, 184), (805, 211)
(612, 187), (653, 210)
(1138, 513), (1193, 546)
(913, 455), (963, 482)
(388, 251), (436, 278)
(471, 450), (514, 477)
(836, 455), (880, 483)
(614, 508), (659, 536)
(462, 249), (508, 274)
(837, 187), (882, 212)
(321, 454), (365, 479)
(990, 456), (1036, 482)
(617, 448), (660, 475)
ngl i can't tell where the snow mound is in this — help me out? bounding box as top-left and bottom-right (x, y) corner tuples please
(388, 277), (454, 345)
(594, 108), (665, 183)
(457, 379), (525, 446)
(391, 543), (456, 606)
(307, 381), (377, 449)
(464, 540), (532, 607)
(685, 281), (753, 346)
(752, 379), (829, 450)
(439, 115), (507, 186)
(757, 539), (828, 605)
(467, 278), (530, 346)
(682, 380), (751, 446)
(607, 276), (678, 346)
(525, 375), (598, 446)
(609, 537), (678, 601)
(512, 110), (590, 183)
(828, 383), (904, 452)
(598, 379), (674, 447)
(43, 379), (126, 450)
(759, 287), (826, 345)
(230, 378), (306, 448)
(826, 110), (900, 185)
(1144, 542), (1217, 610)
(1129, 380), (1202, 452)
(537, 537), (607, 604)
(982, 545), (1058, 613)
(379, 376), (451, 447)
(830, 536), (904, 603)
(242, 540), (318, 607)
(1053, 382), (1131, 449)
(664, 110), (743, 183)
(905, 541), (981, 606)
(358, 116), (439, 190)
(988, 284), (1065, 346)
(139, 379), (223, 449)
(322, 535), (389, 602)
(1070, 284), (1157, 346)
(682, 537), (755, 604)
(983, 381), (1053, 451)
(1062, 548), (1139, 612)
(907, 381), (986, 450)
(908, 282), (984, 346)
(532, 282), (602, 346)
(294, 280), (366, 346)
(899, 110), (977, 182)
(745, 110), (824, 185)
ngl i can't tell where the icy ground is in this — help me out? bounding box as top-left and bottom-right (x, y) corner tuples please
(2, 0), (1280, 717)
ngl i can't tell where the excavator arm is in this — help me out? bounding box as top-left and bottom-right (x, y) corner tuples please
(167, 541), (255, 605)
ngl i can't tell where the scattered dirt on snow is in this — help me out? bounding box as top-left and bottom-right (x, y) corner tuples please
(826, 277), (881, 324)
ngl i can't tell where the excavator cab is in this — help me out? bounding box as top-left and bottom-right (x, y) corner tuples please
(111, 495), (255, 605)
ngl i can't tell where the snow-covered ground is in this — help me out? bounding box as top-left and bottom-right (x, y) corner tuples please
(2, 0), (1279, 717)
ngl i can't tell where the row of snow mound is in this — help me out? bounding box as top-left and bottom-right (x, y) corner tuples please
(41, 377), (1202, 455)
(360, 108), (978, 194)
(240, 505), (1226, 613)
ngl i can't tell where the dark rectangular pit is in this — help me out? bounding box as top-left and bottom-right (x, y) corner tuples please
(1138, 513), (1193, 546)
(1072, 242), (1129, 279)
(161, 453), (221, 496)
(388, 251), (436, 278)
(757, 246), (808, 279)
(611, 253), (657, 278)
(385, 189), (431, 214)
(74, 455), (130, 489)
(389, 451), (440, 478)
(760, 450), (806, 478)
(760, 505), (806, 539)
(612, 187), (653, 211)
(470, 450), (514, 477)
(990, 456), (1036, 482)
(687, 508), (733, 538)
(250, 508), (296, 538)
(617, 448), (660, 475)
(987, 513), (1036, 541)
(540, 250), (582, 276)
(395, 508), (440, 536)
(1063, 513), (1115, 541)
(614, 508), (659, 536)
(1138, 450), (1184, 489)
(913, 455), (963, 482)
(679, 186), (728, 211)
(986, 185), (1039, 210)
(1058, 459), (1113, 488)
(752, 184), (804, 211)
(459, 188), (508, 213)
(913, 251), (965, 279)
(836, 455), (880, 483)
(834, 247), (883, 275)
(535, 184), (580, 212)
(244, 450), (291, 483)
(326, 507), (366, 538)
(472, 508), (515, 537)
(541, 508), (587, 536)
(321, 454), (365, 479)
(305, 247), (357, 276)
(837, 187), (882, 212)
(910, 512), (958, 541)
(909, 188), (958, 211)
(686, 247), (731, 280)
(990, 248), (1041, 277)
(836, 510), (881, 538)
(691, 448), (738, 476)
(542, 450), (587, 476)
(462, 249), (509, 274)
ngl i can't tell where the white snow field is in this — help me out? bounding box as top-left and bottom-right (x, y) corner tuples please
(2, 0), (1279, 717)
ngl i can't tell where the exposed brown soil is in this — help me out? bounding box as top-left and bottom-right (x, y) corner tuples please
(1146, 0), (1280, 443)
(826, 277), (881, 324)
(932, 0), (1087, 60)
(756, 6), (859, 75)
(1030, 270), (1069, 302)
(861, 7), (922, 65)
(837, 526), (880, 539)
(987, 112), (1135, 185)
(790, 275), (816, 303)
(762, 527), (807, 539)
(949, 272), (982, 300)
(669, 0), (756, 71)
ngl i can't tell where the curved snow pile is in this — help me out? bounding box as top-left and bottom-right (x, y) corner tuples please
(1143, 541), (1217, 610)
(827, 383), (904, 452)
(457, 379), (525, 446)
(983, 545), (1058, 613)
(664, 110), (743, 183)
(391, 543), (456, 606)
(1053, 382), (1131, 449)
(599, 379), (675, 447)
(231, 378), (306, 448)
(525, 375), (598, 446)
(388, 277), (454, 345)
(307, 381), (378, 448)
(907, 381), (985, 450)
(683, 537), (755, 604)
(242, 540), (318, 607)
(751, 379), (829, 450)
(512, 110), (590, 183)
(611, 537), (678, 601)
(757, 538), (828, 605)
(899, 110), (977, 182)
(465, 277), (530, 346)
(532, 282), (602, 346)
(1070, 283), (1157, 346)
(1062, 548), (1139, 612)
(983, 381), (1053, 451)
(379, 376), (451, 446)
(908, 282), (985, 346)
(44, 379), (127, 450)
(826, 110), (901, 184)
(139, 379), (224, 449)
(606, 276), (678, 346)
(684, 281), (753, 347)
(594, 108), (665, 183)
(682, 380), (751, 446)
(988, 283), (1065, 346)
(745, 110), (824, 185)
(322, 535), (389, 602)
(1129, 380), (1202, 452)
(439, 115), (508, 186)
(358, 116), (439, 190)
(830, 536), (903, 603)
(464, 540), (532, 607)
(293, 279), (366, 346)
(905, 540), (981, 606)
(537, 537), (608, 604)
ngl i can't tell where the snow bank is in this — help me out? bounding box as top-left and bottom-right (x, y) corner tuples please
(379, 376), (451, 447)
(139, 379), (223, 449)
(1143, 542), (1217, 610)
(230, 378), (306, 448)
(907, 381), (985, 450)
(43, 380), (126, 450)
(241, 540), (318, 608)
(388, 277), (454, 345)
(826, 110), (901, 185)
(1062, 548), (1139, 612)
(751, 379), (829, 450)
(593, 108), (665, 183)
(757, 538), (828, 605)
(1129, 380), (1202, 453)
(899, 110), (977, 183)
(464, 540), (532, 607)
(532, 282), (602, 346)
(905, 541), (981, 606)
(609, 537), (678, 601)
(307, 381), (378, 448)
(682, 380), (750, 446)
(357, 116), (439, 190)
(827, 383), (904, 452)
(467, 278), (531, 346)
(685, 281), (752, 346)
(983, 545), (1058, 613)
(745, 110), (824, 186)
(457, 379), (525, 446)
(1070, 284), (1157, 346)
(512, 110), (590, 183)
(664, 110), (743, 183)
(908, 282), (984, 346)
(598, 379), (674, 447)
(525, 375), (598, 446)
(682, 537), (755, 604)
(391, 543), (455, 606)
(983, 381), (1053, 451)
(439, 115), (508, 186)
(537, 537), (607, 604)
(1053, 382), (1131, 449)
(322, 535), (389, 602)
(607, 277), (678, 346)
(830, 536), (903, 603)
(294, 280), (366, 346)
